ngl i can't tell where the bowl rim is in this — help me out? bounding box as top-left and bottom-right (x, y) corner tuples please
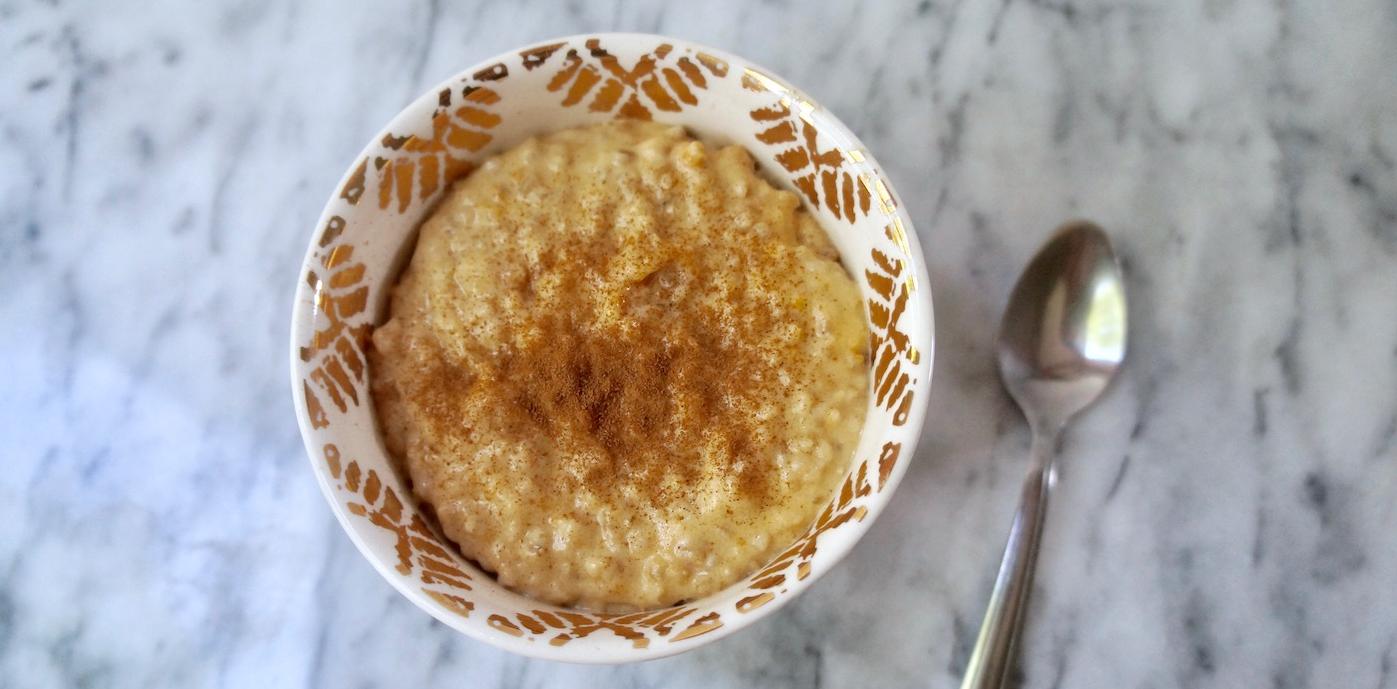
(289, 31), (935, 663)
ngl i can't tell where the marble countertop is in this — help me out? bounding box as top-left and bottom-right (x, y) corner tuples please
(4, 0), (1396, 687)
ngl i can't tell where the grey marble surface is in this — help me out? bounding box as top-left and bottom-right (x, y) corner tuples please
(4, 0), (1396, 687)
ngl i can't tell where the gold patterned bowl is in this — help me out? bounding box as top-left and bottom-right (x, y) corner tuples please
(289, 33), (933, 662)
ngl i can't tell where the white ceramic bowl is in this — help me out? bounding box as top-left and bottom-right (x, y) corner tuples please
(290, 33), (933, 663)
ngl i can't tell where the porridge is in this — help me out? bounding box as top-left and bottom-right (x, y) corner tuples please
(369, 121), (868, 610)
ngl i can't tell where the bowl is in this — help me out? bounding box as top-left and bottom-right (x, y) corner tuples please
(289, 33), (934, 663)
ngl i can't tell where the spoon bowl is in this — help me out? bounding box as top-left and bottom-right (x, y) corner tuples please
(997, 221), (1127, 433)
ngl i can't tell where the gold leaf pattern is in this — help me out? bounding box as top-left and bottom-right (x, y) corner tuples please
(537, 38), (728, 120)
(877, 441), (902, 491)
(425, 590), (475, 618)
(363, 77), (506, 213)
(520, 42), (566, 71)
(743, 69), (882, 225)
(339, 161), (367, 205)
(671, 612), (723, 641)
(735, 592), (775, 613)
(867, 222), (918, 424)
(300, 227), (371, 420)
(520, 606), (704, 648)
(326, 444), (474, 590)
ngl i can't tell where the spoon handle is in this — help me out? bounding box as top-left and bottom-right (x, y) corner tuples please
(960, 432), (1058, 689)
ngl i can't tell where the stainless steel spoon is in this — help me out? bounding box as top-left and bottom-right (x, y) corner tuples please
(960, 221), (1128, 689)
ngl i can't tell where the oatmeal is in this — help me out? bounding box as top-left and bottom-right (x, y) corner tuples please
(369, 121), (867, 610)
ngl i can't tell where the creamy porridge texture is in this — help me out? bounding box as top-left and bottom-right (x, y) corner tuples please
(369, 121), (868, 610)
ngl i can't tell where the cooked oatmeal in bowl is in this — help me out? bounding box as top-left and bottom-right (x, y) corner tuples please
(369, 121), (868, 610)
(291, 33), (932, 661)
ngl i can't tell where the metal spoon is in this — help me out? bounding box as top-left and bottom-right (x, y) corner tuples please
(960, 221), (1128, 689)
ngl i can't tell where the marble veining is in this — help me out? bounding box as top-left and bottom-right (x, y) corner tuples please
(2, 0), (1395, 687)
